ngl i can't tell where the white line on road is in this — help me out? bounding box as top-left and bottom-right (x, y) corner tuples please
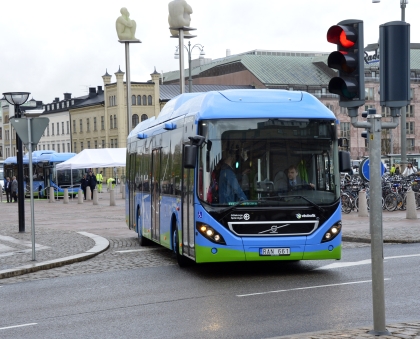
(236, 279), (390, 297)
(316, 252), (420, 270)
(0, 323), (37, 331)
(115, 248), (164, 253)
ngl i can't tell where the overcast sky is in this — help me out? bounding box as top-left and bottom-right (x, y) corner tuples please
(1, 0), (418, 104)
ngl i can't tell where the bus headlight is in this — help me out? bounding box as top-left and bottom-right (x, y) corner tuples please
(197, 223), (226, 245)
(322, 222), (342, 243)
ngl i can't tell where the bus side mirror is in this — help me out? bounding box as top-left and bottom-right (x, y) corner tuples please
(184, 145), (197, 169)
(339, 151), (351, 172)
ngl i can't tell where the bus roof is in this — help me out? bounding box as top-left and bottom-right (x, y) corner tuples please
(36, 152), (77, 163)
(129, 89), (335, 137)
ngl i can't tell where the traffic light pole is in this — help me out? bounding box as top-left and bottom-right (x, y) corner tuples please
(349, 107), (398, 336)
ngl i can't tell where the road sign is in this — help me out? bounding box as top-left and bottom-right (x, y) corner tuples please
(10, 117), (49, 145)
(360, 157), (386, 182)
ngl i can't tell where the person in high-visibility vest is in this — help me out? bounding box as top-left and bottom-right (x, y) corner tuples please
(96, 171), (103, 193)
(107, 177), (116, 191)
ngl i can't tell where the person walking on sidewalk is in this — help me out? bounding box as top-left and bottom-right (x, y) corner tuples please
(81, 174), (88, 200)
(96, 171), (103, 193)
(11, 176), (18, 202)
(87, 171), (97, 199)
(4, 177), (12, 203)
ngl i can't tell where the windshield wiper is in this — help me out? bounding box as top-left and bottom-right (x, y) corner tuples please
(266, 194), (325, 213)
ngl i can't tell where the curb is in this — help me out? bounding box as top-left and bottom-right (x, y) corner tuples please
(342, 236), (420, 244)
(0, 231), (109, 279)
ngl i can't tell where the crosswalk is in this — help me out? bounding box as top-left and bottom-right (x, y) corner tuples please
(0, 235), (49, 258)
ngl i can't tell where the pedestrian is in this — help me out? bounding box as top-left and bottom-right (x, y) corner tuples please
(395, 166), (400, 175)
(87, 170), (97, 199)
(80, 174), (88, 200)
(4, 177), (12, 203)
(107, 177), (116, 191)
(11, 176), (18, 202)
(96, 171), (103, 193)
(403, 163), (417, 177)
(390, 164), (396, 176)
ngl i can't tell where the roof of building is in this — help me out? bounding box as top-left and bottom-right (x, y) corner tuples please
(159, 84), (254, 101)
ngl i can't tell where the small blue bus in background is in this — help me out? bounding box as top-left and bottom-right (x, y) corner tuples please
(4, 151), (83, 198)
(126, 89), (351, 266)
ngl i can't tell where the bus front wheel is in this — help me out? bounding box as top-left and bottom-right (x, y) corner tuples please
(172, 226), (192, 268)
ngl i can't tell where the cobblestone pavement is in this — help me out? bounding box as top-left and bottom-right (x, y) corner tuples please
(1, 191), (420, 338)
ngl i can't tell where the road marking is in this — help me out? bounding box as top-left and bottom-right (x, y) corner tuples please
(115, 248), (164, 253)
(237, 279), (390, 297)
(316, 252), (420, 270)
(0, 323), (37, 331)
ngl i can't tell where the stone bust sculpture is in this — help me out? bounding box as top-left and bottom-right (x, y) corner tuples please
(116, 7), (137, 41)
(168, 0), (193, 36)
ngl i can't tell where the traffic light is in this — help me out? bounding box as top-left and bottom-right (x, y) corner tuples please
(327, 19), (365, 108)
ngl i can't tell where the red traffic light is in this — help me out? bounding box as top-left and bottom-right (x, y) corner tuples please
(327, 25), (357, 49)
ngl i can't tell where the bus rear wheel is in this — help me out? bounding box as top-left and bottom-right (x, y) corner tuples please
(172, 226), (192, 268)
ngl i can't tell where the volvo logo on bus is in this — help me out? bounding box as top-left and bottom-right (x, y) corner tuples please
(259, 224), (290, 234)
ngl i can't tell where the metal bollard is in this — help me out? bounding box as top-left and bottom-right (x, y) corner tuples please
(358, 190), (368, 217)
(86, 186), (92, 201)
(49, 187), (55, 203)
(63, 188), (69, 204)
(110, 189), (116, 206)
(406, 189), (417, 219)
(93, 189), (98, 205)
(78, 190), (84, 204)
(121, 183), (125, 199)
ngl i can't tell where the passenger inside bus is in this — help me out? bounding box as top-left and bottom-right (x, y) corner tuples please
(218, 150), (247, 204)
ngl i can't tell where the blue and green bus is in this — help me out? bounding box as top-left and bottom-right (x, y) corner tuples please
(126, 89), (351, 266)
(4, 151), (83, 198)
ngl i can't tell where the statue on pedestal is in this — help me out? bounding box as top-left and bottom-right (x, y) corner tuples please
(168, 0), (193, 36)
(116, 7), (137, 41)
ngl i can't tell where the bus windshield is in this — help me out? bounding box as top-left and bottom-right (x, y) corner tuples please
(198, 118), (339, 209)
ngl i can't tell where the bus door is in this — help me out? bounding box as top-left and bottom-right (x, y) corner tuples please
(128, 152), (137, 230)
(151, 149), (161, 242)
(181, 144), (195, 259)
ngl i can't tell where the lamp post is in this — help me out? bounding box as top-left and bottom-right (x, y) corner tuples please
(175, 41), (205, 93)
(3, 92), (31, 233)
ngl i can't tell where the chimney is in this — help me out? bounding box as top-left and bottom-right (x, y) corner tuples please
(89, 87), (96, 98)
(64, 93), (72, 100)
(55, 97), (59, 103)
(97, 86), (103, 93)
(226, 49), (231, 57)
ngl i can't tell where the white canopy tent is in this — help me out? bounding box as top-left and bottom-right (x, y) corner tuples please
(56, 148), (126, 170)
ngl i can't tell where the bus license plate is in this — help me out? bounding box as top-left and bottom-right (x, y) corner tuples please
(260, 248), (290, 256)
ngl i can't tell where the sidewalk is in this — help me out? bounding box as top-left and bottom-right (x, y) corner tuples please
(1, 191), (420, 338)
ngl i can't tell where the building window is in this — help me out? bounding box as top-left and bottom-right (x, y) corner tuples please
(94, 117), (97, 131)
(52, 123), (54, 135)
(132, 95), (136, 105)
(110, 116), (113, 129)
(94, 140), (98, 149)
(62, 122), (64, 134)
(87, 118), (90, 132)
(137, 95), (141, 105)
(365, 88), (374, 101)
(114, 115), (117, 128)
(406, 122), (415, 134)
(102, 140), (105, 148)
(73, 120), (76, 133)
(132, 114), (139, 127)
(148, 95), (152, 105)
(406, 105), (414, 117)
(62, 143), (65, 152)
(115, 139), (118, 148)
(340, 122), (350, 139)
(88, 141), (91, 149)
(143, 95), (147, 105)
(141, 114), (148, 122)
(111, 139), (114, 148)
(325, 104), (333, 112)
(74, 142), (77, 153)
(0, 127), (2, 140)
(57, 122), (59, 135)
(43, 145), (45, 150)
(52, 144), (55, 151)
(101, 116), (104, 130)
(410, 88), (414, 100)
(80, 119), (83, 132)
(408, 138), (415, 151)
(81, 142), (84, 151)
(67, 121), (70, 134)
(57, 144), (60, 153)
(47, 125), (50, 136)
(67, 143), (70, 152)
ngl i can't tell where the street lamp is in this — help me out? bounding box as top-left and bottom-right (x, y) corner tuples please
(174, 41), (205, 93)
(3, 92), (30, 233)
